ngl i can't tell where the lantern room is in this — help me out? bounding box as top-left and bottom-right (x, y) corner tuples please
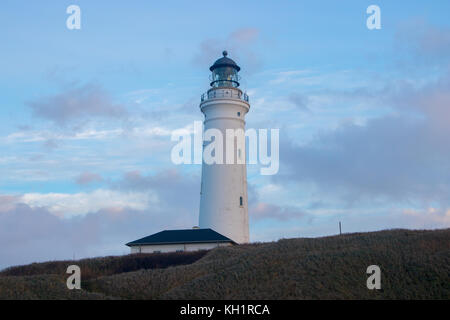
(209, 50), (241, 88)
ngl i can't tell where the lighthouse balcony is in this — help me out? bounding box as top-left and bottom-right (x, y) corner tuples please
(201, 88), (249, 103)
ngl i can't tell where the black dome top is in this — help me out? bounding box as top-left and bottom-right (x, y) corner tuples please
(209, 51), (241, 72)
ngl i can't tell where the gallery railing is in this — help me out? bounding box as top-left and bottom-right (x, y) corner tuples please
(201, 90), (249, 102)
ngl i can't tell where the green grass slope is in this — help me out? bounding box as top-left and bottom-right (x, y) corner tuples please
(1, 229), (449, 299)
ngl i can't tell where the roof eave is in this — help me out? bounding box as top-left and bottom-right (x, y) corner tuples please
(126, 239), (236, 247)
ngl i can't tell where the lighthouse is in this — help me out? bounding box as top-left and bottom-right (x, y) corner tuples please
(198, 51), (250, 244)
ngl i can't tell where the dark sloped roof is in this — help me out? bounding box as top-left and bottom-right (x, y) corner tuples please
(209, 51), (240, 71)
(126, 228), (236, 246)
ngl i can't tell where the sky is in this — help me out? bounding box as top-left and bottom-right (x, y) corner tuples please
(0, 0), (450, 269)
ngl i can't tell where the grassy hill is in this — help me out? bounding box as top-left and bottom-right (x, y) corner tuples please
(0, 229), (449, 299)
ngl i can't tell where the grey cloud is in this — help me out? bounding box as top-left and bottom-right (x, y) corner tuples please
(192, 28), (263, 74)
(288, 92), (311, 113)
(276, 22), (450, 209)
(247, 182), (309, 222)
(113, 169), (200, 216)
(277, 77), (450, 207)
(249, 202), (309, 222)
(390, 73), (450, 133)
(0, 195), (19, 213)
(0, 203), (96, 269)
(27, 83), (127, 126)
(75, 172), (103, 185)
(395, 20), (450, 66)
(42, 139), (59, 151)
(0, 200), (195, 270)
(0, 169), (203, 270)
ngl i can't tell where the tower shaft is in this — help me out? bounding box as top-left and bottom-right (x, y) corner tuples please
(199, 87), (250, 243)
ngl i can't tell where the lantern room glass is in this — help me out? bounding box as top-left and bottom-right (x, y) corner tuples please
(211, 66), (240, 88)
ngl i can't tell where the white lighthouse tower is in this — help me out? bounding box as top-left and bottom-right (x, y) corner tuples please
(198, 51), (250, 244)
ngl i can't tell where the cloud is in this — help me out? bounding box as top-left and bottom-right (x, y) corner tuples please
(269, 70), (312, 85)
(192, 27), (262, 73)
(19, 189), (154, 218)
(277, 68), (450, 213)
(280, 115), (450, 204)
(403, 207), (450, 227)
(42, 138), (59, 151)
(246, 182), (309, 222)
(250, 202), (308, 222)
(395, 19), (450, 65)
(0, 203), (99, 269)
(390, 73), (450, 132)
(27, 83), (127, 126)
(75, 172), (103, 185)
(0, 168), (205, 269)
(288, 92), (311, 113)
(0, 201), (195, 270)
(113, 169), (200, 213)
(0, 195), (19, 213)
(3, 125), (171, 145)
(273, 21), (450, 215)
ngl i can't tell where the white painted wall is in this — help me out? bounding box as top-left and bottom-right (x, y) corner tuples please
(130, 242), (232, 254)
(199, 87), (250, 244)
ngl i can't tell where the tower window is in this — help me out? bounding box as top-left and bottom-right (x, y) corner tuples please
(240, 196), (243, 206)
(237, 112), (241, 116)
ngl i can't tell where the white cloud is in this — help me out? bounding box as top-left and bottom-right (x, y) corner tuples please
(2, 124), (178, 145)
(268, 70), (312, 85)
(19, 189), (157, 218)
(403, 207), (450, 226)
